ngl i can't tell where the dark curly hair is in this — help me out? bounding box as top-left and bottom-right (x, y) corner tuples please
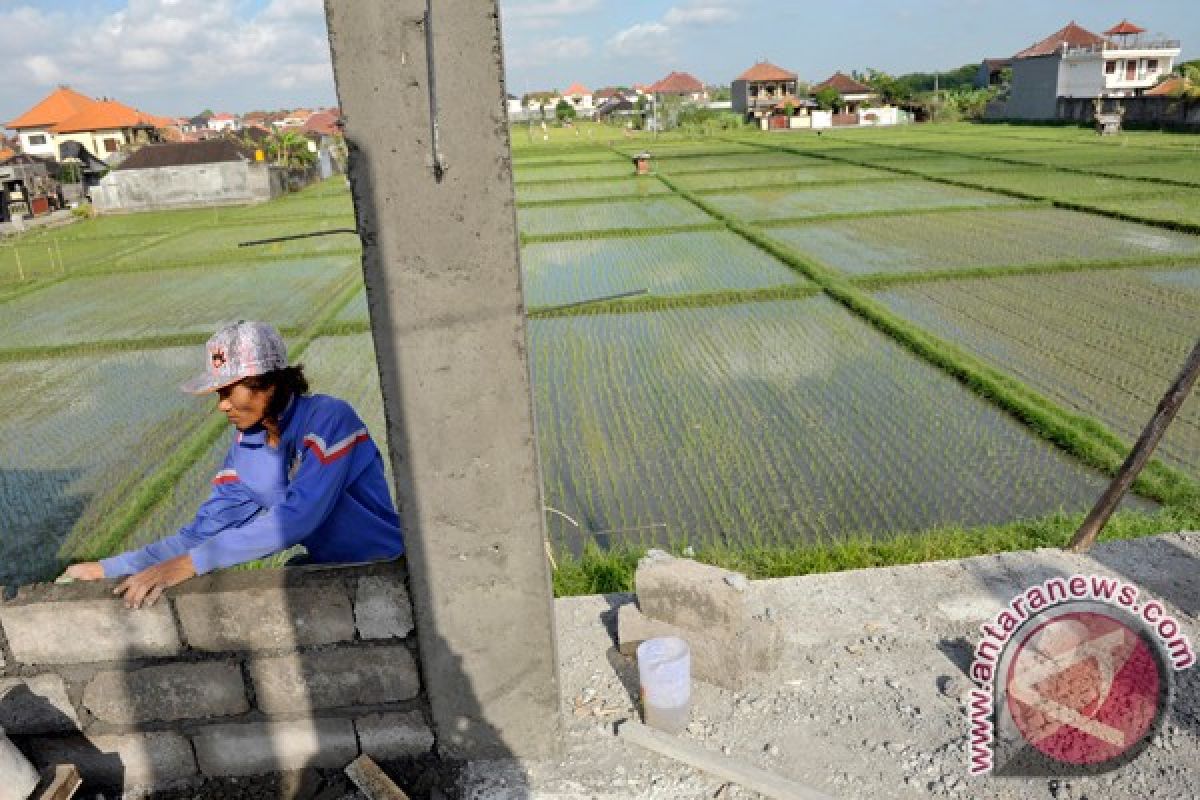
(240, 365), (310, 422)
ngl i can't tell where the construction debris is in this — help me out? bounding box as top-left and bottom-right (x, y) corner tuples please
(619, 720), (836, 800)
(36, 765), (81, 800)
(344, 754), (410, 800)
(618, 550), (780, 690)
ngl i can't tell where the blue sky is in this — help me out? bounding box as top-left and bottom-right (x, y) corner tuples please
(1, 0), (1196, 123)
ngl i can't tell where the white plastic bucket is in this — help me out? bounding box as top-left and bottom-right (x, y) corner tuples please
(637, 636), (691, 734)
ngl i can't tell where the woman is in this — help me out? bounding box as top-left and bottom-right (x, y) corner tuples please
(63, 320), (404, 608)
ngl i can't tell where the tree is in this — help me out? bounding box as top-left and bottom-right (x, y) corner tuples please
(814, 87), (840, 111)
(555, 99), (577, 123)
(633, 95), (647, 130)
(267, 130), (316, 169)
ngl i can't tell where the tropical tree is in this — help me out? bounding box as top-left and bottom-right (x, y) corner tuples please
(266, 130), (316, 169)
(814, 87), (840, 111)
(555, 99), (577, 123)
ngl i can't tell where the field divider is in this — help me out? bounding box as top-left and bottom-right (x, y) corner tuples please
(742, 201), (1047, 228)
(0, 275), (69, 305)
(74, 271), (365, 562)
(654, 169), (1197, 508)
(520, 221), (724, 244)
(515, 173), (644, 187)
(527, 285), (820, 319)
(517, 187), (671, 209)
(512, 156), (628, 169)
(72, 246), (364, 278)
(735, 135), (1200, 235)
(850, 255), (1200, 290)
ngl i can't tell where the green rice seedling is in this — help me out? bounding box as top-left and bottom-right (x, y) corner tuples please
(699, 179), (1020, 222)
(0, 256), (358, 350)
(672, 164), (895, 191)
(759, 208), (1200, 277)
(517, 197), (713, 237)
(520, 230), (809, 308)
(874, 267), (1200, 473)
(514, 162), (636, 183)
(516, 178), (669, 203)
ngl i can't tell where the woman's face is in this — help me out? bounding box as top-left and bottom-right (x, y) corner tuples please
(216, 381), (274, 431)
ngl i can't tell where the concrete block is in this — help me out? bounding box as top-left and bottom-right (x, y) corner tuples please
(174, 585), (354, 652)
(0, 600), (181, 665)
(0, 674), (81, 734)
(0, 731), (38, 800)
(355, 575), (414, 640)
(635, 551), (752, 635)
(617, 604), (778, 691)
(356, 711), (435, 760)
(83, 661), (249, 724)
(250, 645), (420, 713)
(24, 732), (196, 788)
(192, 718), (358, 777)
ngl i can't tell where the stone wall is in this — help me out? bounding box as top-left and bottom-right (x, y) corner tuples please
(0, 562), (432, 791)
(89, 162), (284, 213)
(1056, 95), (1200, 130)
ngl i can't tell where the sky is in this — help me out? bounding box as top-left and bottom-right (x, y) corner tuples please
(1, 0), (1197, 124)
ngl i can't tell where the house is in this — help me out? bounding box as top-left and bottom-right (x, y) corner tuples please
(975, 58), (1013, 88)
(594, 98), (637, 121)
(522, 91), (560, 116)
(811, 72), (877, 113)
(303, 111), (341, 137)
(208, 113), (240, 132)
(996, 20), (1181, 120)
(731, 61), (799, 119)
(648, 72), (708, 104)
(275, 109), (314, 128)
(506, 94), (524, 116)
(0, 153), (58, 222)
(562, 83), (594, 115)
(89, 139), (285, 213)
(5, 86), (100, 160)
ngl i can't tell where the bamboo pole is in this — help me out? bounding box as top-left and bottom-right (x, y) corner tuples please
(1068, 337), (1200, 553)
(13, 245), (24, 281)
(55, 238), (64, 274)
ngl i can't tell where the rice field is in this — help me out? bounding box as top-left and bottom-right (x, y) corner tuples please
(520, 231), (809, 308)
(4, 125), (1199, 589)
(0, 257), (356, 348)
(701, 179), (1021, 222)
(518, 197), (713, 236)
(530, 298), (1145, 550)
(874, 268), (1200, 474)
(760, 208), (1200, 277)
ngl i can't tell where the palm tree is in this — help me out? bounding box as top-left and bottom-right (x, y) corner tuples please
(266, 130), (316, 169)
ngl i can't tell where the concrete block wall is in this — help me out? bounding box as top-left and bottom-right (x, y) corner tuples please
(0, 562), (432, 791)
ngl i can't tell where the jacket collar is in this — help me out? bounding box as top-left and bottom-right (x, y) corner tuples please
(236, 393), (300, 447)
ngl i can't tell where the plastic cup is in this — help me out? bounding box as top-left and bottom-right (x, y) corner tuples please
(637, 636), (691, 734)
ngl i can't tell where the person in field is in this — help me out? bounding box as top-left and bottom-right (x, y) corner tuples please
(62, 320), (403, 608)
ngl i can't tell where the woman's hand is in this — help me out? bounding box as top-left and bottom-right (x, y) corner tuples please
(61, 562), (105, 582)
(114, 554), (197, 610)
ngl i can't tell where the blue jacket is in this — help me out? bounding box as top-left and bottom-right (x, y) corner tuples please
(101, 394), (404, 577)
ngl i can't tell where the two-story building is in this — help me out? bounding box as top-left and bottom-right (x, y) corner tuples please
(561, 83), (594, 116)
(997, 20), (1181, 120)
(5, 87), (165, 163)
(5, 87), (98, 160)
(731, 62), (799, 120)
(208, 113), (240, 132)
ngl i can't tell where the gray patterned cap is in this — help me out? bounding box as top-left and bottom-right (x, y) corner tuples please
(181, 320), (288, 395)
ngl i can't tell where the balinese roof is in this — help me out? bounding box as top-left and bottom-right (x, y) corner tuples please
(736, 61), (797, 82)
(650, 71), (705, 93)
(211, 112), (235, 121)
(1146, 77), (1186, 96)
(1013, 21), (1105, 59)
(1104, 19), (1146, 36)
(114, 139), (254, 171)
(6, 86), (97, 130)
(303, 111), (340, 136)
(563, 82), (591, 96)
(53, 100), (160, 133)
(0, 148), (14, 161)
(813, 72), (874, 95)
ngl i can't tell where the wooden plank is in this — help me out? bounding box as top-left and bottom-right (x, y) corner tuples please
(618, 720), (837, 800)
(1068, 337), (1200, 553)
(344, 755), (411, 800)
(37, 765), (82, 800)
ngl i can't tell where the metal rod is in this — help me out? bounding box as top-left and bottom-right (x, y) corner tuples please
(238, 228), (358, 247)
(536, 288), (649, 314)
(424, 3), (447, 181)
(1068, 337), (1200, 553)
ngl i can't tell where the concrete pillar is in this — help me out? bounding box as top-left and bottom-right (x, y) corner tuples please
(323, 1), (562, 760)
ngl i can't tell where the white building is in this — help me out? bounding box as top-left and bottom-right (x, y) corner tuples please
(561, 83), (594, 116)
(998, 20), (1181, 120)
(207, 113), (241, 132)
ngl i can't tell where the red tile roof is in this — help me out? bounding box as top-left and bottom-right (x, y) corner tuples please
(1013, 21), (1105, 59)
(53, 100), (160, 133)
(813, 72), (873, 95)
(650, 71), (705, 94)
(736, 61), (797, 82)
(6, 86), (97, 130)
(0, 148), (14, 161)
(1104, 19), (1145, 36)
(303, 111), (340, 136)
(1146, 77), (1186, 96)
(563, 82), (591, 96)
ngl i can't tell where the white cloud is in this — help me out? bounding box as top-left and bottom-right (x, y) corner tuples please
(608, 22), (671, 56)
(503, 0), (600, 30)
(507, 35), (593, 70)
(663, 5), (738, 26)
